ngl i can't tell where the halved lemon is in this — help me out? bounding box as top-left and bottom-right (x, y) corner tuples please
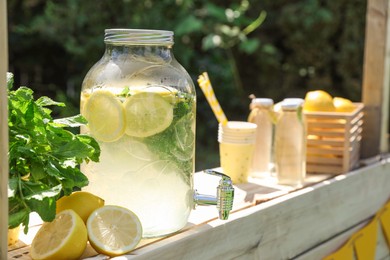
(333, 97), (355, 112)
(124, 92), (173, 137)
(56, 191), (105, 223)
(84, 89), (125, 142)
(30, 209), (88, 260)
(87, 205), (143, 257)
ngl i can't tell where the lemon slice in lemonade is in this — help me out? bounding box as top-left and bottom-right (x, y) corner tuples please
(30, 209), (88, 260)
(84, 89), (125, 142)
(87, 205), (143, 257)
(124, 92), (173, 137)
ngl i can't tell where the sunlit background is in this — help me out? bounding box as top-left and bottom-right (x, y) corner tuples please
(7, 0), (367, 170)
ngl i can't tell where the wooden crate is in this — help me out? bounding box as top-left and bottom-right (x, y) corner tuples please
(305, 103), (364, 174)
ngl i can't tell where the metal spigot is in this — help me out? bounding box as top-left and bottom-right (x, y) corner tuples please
(193, 169), (235, 220)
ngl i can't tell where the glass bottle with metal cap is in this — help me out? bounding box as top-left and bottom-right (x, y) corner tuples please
(248, 98), (274, 178)
(274, 99), (307, 187)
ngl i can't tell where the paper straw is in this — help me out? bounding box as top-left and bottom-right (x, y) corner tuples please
(197, 72), (228, 126)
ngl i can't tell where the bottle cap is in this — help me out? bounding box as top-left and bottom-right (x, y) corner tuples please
(281, 99), (302, 110)
(251, 98), (274, 109)
(283, 98), (304, 107)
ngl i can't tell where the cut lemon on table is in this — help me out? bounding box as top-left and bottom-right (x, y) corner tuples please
(87, 205), (143, 257)
(303, 90), (335, 112)
(30, 209), (88, 260)
(333, 97), (356, 112)
(84, 89), (125, 142)
(56, 191), (105, 223)
(124, 92), (173, 137)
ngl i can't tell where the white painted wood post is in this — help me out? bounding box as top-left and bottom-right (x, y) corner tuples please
(361, 0), (390, 158)
(0, 0), (8, 258)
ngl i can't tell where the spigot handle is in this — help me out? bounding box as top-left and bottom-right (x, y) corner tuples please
(203, 169), (235, 220)
(203, 169), (231, 181)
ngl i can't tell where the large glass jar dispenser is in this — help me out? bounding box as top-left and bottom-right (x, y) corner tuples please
(80, 29), (198, 238)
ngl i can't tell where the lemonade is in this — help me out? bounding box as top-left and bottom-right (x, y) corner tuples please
(274, 100), (306, 187)
(81, 86), (195, 238)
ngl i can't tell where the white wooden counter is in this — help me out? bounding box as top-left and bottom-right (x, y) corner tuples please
(8, 155), (390, 260)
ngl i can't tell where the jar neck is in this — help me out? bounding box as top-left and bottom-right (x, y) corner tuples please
(104, 29), (174, 45)
(103, 29), (174, 63)
(105, 44), (173, 62)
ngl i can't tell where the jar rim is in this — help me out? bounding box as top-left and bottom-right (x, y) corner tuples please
(104, 29), (174, 45)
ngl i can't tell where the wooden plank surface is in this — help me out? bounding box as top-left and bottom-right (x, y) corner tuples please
(8, 160), (390, 259)
(115, 158), (390, 260)
(0, 1), (8, 259)
(8, 170), (332, 259)
(361, 0), (390, 157)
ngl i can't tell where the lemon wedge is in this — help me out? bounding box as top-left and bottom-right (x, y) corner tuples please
(30, 209), (88, 260)
(87, 205), (143, 257)
(124, 92), (173, 137)
(333, 97), (356, 112)
(56, 191), (105, 223)
(303, 90), (335, 112)
(84, 89), (125, 142)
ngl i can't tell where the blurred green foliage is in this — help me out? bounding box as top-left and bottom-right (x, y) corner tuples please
(7, 0), (366, 170)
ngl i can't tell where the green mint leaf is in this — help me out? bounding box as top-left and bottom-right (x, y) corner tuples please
(118, 86), (131, 98)
(7, 72), (14, 90)
(76, 135), (101, 162)
(36, 96), (65, 107)
(53, 114), (88, 127)
(8, 204), (30, 230)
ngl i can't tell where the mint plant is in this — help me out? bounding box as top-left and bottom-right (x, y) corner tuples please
(7, 73), (100, 232)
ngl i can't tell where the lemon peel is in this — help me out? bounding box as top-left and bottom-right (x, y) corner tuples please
(303, 90), (335, 112)
(56, 191), (105, 223)
(333, 97), (356, 112)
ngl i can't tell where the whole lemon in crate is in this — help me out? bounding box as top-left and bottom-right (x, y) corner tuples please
(333, 97), (356, 112)
(303, 90), (335, 112)
(56, 191), (105, 223)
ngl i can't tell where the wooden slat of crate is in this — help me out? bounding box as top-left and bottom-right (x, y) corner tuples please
(307, 146), (344, 155)
(307, 138), (345, 147)
(306, 155), (343, 165)
(305, 103), (364, 119)
(306, 164), (344, 175)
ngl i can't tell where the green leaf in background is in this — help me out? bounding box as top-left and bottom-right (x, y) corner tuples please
(239, 38), (260, 54)
(175, 15), (203, 35)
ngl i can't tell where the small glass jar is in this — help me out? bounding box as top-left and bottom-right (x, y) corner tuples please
(80, 29), (196, 238)
(274, 99), (306, 187)
(248, 98), (274, 178)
